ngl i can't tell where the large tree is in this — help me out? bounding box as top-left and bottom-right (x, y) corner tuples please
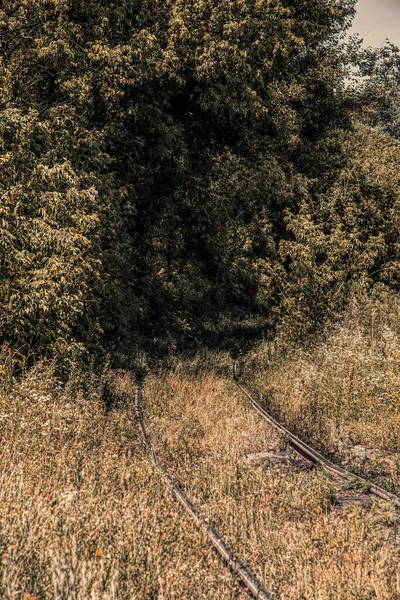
(0, 0), (357, 361)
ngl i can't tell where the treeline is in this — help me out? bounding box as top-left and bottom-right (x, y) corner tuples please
(1, 0), (399, 366)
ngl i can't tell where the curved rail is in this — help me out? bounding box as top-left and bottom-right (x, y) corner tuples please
(234, 375), (400, 507)
(134, 383), (274, 600)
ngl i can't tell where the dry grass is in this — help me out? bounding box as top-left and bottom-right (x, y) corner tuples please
(145, 365), (400, 600)
(242, 294), (400, 495)
(0, 357), (249, 599)
(1, 308), (400, 599)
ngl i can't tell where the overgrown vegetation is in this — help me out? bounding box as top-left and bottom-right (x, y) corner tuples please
(0, 357), (250, 599)
(1, 353), (399, 599)
(4, 0), (396, 362)
(243, 292), (400, 494)
(2, 1), (400, 598)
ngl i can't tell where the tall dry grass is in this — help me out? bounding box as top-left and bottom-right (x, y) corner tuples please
(242, 293), (400, 494)
(1, 314), (400, 600)
(145, 364), (400, 600)
(0, 354), (248, 599)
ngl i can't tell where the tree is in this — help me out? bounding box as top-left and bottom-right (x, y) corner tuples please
(347, 37), (400, 140)
(0, 0), (358, 361)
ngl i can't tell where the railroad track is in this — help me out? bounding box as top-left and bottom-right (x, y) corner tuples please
(233, 365), (400, 507)
(134, 382), (274, 600)
(135, 366), (400, 599)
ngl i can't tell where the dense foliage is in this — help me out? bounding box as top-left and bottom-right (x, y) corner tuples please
(1, 0), (399, 364)
(348, 38), (400, 140)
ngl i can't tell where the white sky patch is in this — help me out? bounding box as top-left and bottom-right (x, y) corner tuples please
(350, 0), (400, 47)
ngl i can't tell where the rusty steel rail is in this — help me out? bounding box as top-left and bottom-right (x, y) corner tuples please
(234, 374), (400, 507)
(134, 383), (273, 600)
